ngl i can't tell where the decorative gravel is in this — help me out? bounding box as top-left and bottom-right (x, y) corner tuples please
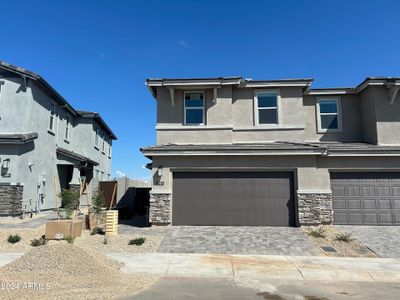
(0, 244), (158, 299)
(303, 225), (378, 257)
(74, 230), (162, 254)
(0, 226), (46, 253)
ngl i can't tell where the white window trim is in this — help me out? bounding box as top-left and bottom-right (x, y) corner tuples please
(64, 114), (71, 142)
(316, 96), (343, 133)
(108, 139), (112, 158)
(254, 89), (280, 126)
(183, 91), (205, 125)
(94, 127), (100, 149)
(48, 102), (57, 134)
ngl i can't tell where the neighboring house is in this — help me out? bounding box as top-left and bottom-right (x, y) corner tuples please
(0, 61), (117, 216)
(141, 76), (400, 226)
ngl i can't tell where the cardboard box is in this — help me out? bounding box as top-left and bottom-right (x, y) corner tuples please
(45, 220), (83, 240)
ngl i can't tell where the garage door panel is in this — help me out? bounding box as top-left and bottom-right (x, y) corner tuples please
(363, 213), (378, 224)
(333, 212), (347, 223)
(331, 172), (399, 225)
(347, 200), (362, 209)
(172, 172), (295, 226)
(348, 213), (363, 224)
(363, 199), (377, 209)
(333, 199), (346, 209)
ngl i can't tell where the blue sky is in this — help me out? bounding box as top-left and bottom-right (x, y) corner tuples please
(1, 0), (399, 180)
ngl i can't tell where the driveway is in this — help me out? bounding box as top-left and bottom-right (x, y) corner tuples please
(119, 225), (321, 256)
(336, 226), (400, 258)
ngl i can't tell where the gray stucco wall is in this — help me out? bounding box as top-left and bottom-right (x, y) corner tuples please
(360, 87), (378, 144)
(0, 75), (113, 214)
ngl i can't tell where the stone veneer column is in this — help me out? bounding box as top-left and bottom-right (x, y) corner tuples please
(149, 193), (171, 225)
(297, 192), (333, 225)
(0, 183), (24, 216)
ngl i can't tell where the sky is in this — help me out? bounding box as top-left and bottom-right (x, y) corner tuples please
(1, 0), (399, 180)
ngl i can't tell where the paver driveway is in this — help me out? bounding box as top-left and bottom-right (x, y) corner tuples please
(336, 226), (400, 258)
(155, 226), (321, 256)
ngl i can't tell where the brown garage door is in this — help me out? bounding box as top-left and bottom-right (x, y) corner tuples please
(172, 172), (296, 226)
(331, 172), (400, 225)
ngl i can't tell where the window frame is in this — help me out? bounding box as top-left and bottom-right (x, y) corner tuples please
(108, 139), (112, 158)
(102, 134), (105, 154)
(254, 89), (280, 126)
(65, 114), (71, 142)
(48, 102), (56, 132)
(316, 96), (343, 133)
(94, 127), (100, 149)
(183, 91), (205, 125)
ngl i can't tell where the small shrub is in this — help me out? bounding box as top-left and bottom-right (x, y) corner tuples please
(65, 235), (75, 244)
(90, 227), (105, 235)
(307, 227), (327, 238)
(92, 191), (105, 215)
(103, 236), (108, 245)
(335, 232), (354, 243)
(59, 189), (79, 218)
(30, 235), (46, 247)
(7, 234), (21, 244)
(128, 237), (146, 246)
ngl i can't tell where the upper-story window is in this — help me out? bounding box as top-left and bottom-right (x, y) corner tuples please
(94, 127), (99, 148)
(255, 91), (279, 125)
(316, 97), (342, 132)
(49, 102), (56, 132)
(102, 135), (105, 153)
(108, 139), (112, 158)
(65, 115), (70, 141)
(184, 91), (204, 125)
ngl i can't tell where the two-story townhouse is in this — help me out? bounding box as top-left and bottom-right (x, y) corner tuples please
(141, 76), (400, 227)
(0, 61), (117, 216)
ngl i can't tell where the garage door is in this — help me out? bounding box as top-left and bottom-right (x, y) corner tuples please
(172, 172), (295, 226)
(331, 172), (400, 225)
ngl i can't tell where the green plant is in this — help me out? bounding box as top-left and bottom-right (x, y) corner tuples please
(92, 191), (105, 215)
(65, 235), (75, 244)
(7, 234), (21, 244)
(128, 237), (146, 246)
(335, 232), (354, 243)
(307, 227), (327, 238)
(59, 189), (79, 218)
(30, 235), (46, 247)
(90, 227), (105, 235)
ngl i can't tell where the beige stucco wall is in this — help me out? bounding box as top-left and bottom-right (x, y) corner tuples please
(303, 94), (364, 142)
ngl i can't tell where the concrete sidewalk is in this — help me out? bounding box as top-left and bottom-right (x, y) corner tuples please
(0, 253), (24, 267)
(108, 252), (400, 283)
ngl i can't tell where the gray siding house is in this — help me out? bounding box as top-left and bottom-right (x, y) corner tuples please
(0, 61), (117, 215)
(142, 76), (400, 226)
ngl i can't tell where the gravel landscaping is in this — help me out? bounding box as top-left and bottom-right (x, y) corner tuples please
(74, 230), (163, 254)
(303, 225), (378, 257)
(0, 226), (47, 253)
(0, 244), (159, 300)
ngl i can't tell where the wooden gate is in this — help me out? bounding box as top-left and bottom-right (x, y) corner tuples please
(99, 181), (117, 209)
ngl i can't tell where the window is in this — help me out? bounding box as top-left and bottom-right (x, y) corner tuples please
(108, 139), (112, 158)
(65, 115), (70, 141)
(316, 97), (342, 132)
(94, 127), (99, 148)
(184, 92), (204, 125)
(255, 91), (278, 125)
(95, 169), (99, 179)
(49, 102), (56, 131)
(102, 135), (105, 153)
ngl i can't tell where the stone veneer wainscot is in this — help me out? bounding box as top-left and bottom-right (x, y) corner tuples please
(149, 193), (171, 225)
(297, 192), (333, 225)
(0, 183), (24, 216)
